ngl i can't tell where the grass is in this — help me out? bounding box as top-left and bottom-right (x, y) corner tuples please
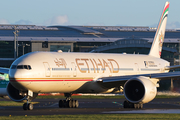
(3, 114), (180, 120)
(0, 101), (39, 106)
(155, 95), (180, 98)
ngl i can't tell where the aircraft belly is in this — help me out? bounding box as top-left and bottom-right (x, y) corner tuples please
(23, 81), (90, 93)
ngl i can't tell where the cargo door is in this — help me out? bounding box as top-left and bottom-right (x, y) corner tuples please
(43, 62), (51, 77)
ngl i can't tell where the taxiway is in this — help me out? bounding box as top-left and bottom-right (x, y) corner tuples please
(0, 97), (180, 116)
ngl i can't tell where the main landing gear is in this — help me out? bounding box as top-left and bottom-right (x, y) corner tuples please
(59, 93), (79, 108)
(123, 100), (143, 109)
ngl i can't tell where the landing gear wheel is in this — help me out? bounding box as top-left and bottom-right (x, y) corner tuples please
(123, 100), (129, 108)
(134, 103), (143, 109)
(140, 104), (143, 109)
(137, 104), (140, 109)
(28, 103), (33, 110)
(59, 100), (63, 108)
(63, 100), (66, 107)
(23, 103), (27, 110)
(23, 103), (33, 110)
(75, 100), (79, 108)
(134, 104), (138, 109)
(68, 100), (73, 108)
(72, 100), (76, 108)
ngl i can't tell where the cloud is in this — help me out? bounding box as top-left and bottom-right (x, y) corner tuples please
(166, 22), (180, 29)
(0, 19), (9, 24)
(14, 19), (33, 25)
(44, 15), (69, 26)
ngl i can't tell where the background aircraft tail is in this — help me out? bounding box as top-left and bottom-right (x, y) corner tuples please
(149, 1), (169, 58)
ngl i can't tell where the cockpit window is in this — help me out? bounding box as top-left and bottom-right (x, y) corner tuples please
(28, 65), (32, 70)
(17, 65), (23, 69)
(23, 65), (32, 70)
(11, 65), (32, 70)
(24, 65), (28, 69)
(11, 65), (17, 69)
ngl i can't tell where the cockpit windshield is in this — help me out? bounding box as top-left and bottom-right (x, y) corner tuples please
(11, 65), (32, 70)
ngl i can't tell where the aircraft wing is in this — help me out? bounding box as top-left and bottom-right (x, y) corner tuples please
(0, 67), (9, 74)
(97, 71), (180, 89)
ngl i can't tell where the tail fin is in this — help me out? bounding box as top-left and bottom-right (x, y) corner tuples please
(149, 1), (169, 58)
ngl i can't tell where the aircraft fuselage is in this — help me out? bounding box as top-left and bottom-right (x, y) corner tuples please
(9, 51), (169, 93)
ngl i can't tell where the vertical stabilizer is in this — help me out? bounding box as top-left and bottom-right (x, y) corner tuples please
(149, 2), (169, 58)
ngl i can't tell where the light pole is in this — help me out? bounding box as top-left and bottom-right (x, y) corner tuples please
(13, 26), (19, 59)
(20, 42), (30, 55)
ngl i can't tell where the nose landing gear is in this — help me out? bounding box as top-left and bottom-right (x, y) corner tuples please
(23, 97), (34, 110)
(22, 90), (35, 110)
(23, 102), (33, 110)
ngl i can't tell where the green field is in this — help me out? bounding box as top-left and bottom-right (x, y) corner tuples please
(0, 101), (39, 106)
(2, 114), (180, 120)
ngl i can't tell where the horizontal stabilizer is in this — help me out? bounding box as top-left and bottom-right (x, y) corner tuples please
(165, 65), (180, 70)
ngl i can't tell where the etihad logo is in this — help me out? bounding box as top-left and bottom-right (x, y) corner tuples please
(159, 31), (164, 56)
(75, 58), (119, 73)
(54, 58), (120, 73)
(144, 61), (157, 67)
(54, 58), (67, 68)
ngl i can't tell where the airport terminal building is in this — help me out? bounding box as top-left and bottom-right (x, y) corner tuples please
(0, 25), (180, 67)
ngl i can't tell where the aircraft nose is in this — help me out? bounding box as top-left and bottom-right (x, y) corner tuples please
(9, 69), (22, 79)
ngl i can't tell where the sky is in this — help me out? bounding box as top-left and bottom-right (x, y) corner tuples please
(0, 0), (179, 29)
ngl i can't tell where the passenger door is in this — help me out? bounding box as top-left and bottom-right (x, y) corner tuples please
(43, 62), (51, 77)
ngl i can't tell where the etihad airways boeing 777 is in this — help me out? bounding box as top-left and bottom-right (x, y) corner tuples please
(0, 1), (178, 110)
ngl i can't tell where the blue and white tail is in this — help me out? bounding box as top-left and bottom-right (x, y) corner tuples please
(149, 1), (169, 58)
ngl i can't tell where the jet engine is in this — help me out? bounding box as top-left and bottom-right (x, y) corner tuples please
(7, 83), (38, 102)
(124, 76), (157, 104)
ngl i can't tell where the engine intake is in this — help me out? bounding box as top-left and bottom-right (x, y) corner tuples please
(124, 76), (157, 104)
(7, 83), (38, 102)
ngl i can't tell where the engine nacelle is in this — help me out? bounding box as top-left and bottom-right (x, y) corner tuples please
(124, 76), (157, 104)
(7, 83), (38, 102)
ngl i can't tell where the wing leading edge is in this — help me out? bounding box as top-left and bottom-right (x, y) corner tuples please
(97, 71), (180, 89)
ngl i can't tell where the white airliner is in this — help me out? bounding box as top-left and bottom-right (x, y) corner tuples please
(0, 1), (178, 110)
